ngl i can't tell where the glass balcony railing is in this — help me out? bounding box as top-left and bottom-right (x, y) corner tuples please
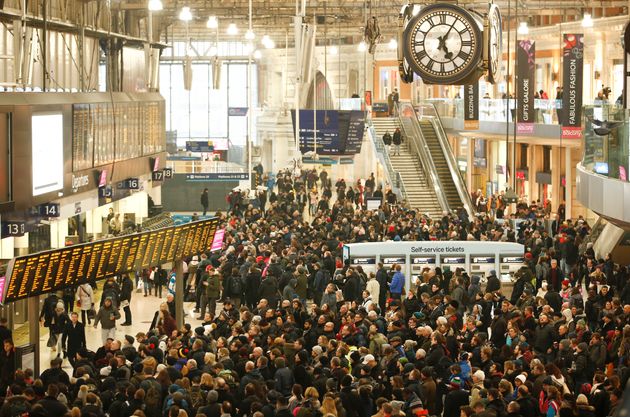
(425, 98), (564, 124)
(582, 105), (630, 182)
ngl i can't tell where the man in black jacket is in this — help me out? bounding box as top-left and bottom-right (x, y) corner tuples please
(62, 312), (86, 367)
(485, 270), (501, 293)
(120, 273), (133, 326)
(339, 375), (360, 417)
(36, 384), (68, 417)
(376, 263), (389, 313)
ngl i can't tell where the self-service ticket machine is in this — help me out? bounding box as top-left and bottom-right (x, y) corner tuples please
(410, 256), (436, 287)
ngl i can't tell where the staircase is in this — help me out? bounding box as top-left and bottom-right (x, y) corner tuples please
(371, 118), (442, 216)
(418, 119), (465, 212)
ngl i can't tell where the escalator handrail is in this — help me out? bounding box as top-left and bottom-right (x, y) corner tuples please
(416, 101), (475, 216)
(396, 102), (450, 214)
(365, 118), (408, 200)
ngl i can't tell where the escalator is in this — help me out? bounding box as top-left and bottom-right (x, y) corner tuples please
(398, 102), (474, 216)
(418, 119), (465, 212)
(371, 118), (442, 216)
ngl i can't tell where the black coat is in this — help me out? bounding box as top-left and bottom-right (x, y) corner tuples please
(443, 389), (469, 417)
(120, 276), (133, 302)
(62, 321), (86, 355)
(340, 386), (361, 417)
(36, 396), (68, 417)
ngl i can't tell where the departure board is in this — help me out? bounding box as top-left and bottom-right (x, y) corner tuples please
(2, 218), (220, 303)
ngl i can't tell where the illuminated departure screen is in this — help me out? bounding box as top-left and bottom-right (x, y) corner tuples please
(1, 218), (220, 303)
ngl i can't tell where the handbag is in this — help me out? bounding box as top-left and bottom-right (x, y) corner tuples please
(335, 289), (344, 302)
(88, 308), (96, 319)
(47, 333), (58, 348)
(77, 300), (82, 308)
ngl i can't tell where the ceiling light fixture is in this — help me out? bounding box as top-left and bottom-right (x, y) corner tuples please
(227, 23), (239, 35)
(329, 45), (338, 55)
(388, 38), (397, 50)
(148, 0), (163, 11)
(358, 41), (367, 52)
(245, 29), (256, 40)
(253, 50), (262, 59)
(582, 13), (593, 28)
(517, 21), (529, 35)
(206, 16), (218, 29)
(261, 35), (275, 49)
(179, 6), (192, 22)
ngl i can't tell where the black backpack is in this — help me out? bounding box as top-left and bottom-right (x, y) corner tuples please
(231, 275), (243, 296)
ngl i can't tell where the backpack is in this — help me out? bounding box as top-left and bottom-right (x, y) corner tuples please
(523, 281), (535, 295)
(230, 275), (243, 296)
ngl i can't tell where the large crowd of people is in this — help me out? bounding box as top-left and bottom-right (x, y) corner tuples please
(0, 167), (629, 417)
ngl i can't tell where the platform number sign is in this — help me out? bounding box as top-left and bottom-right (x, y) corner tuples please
(163, 168), (173, 179)
(117, 178), (140, 190)
(2, 221), (25, 237)
(39, 203), (60, 217)
(152, 170), (164, 182)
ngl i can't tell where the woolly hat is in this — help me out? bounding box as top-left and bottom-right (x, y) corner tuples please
(124, 335), (134, 346)
(515, 374), (527, 384)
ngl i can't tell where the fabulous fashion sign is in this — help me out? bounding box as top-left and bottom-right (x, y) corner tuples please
(562, 34), (584, 139)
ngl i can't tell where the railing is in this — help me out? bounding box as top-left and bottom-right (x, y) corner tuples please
(581, 104), (630, 183)
(365, 119), (408, 200)
(166, 159), (248, 174)
(425, 98), (564, 125)
(397, 101), (450, 213)
(416, 101), (475, 216)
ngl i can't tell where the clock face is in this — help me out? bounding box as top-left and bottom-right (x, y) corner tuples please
(403, 4), (483, 84)
(487, 4), (502, 83)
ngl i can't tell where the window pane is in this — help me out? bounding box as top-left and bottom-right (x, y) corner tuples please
(190, 64), (209, 138)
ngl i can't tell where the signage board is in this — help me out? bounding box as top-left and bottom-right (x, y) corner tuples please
(350, 258), (376, 265)
(2, 218), (220, 303)
(464, 83), (480, 130)
(442, 257), (466, 264)
(186, 141), (215, 153)
(516, 40), (535, 134)
(228, 107), (249, 116)
(501, 256), (524, 264)
(211, 228), (225, 252)
(2, 221), (25, 238)
(38, 203), (60, 218)
(185, 173), (248, 181)
(412, 257), (436, 264)
(562, 34), (584, 139)
(163, 168), (173, 179)
(472, 257), (496, 264)
(152, 170), (164, 182)
(382, 257), (405, 264)
(117, 178), (140, 190)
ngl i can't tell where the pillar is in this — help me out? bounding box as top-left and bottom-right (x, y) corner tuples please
(174, 259), (184, 329)
(551, 146), (562, 212)
(565, 146), (572, 219)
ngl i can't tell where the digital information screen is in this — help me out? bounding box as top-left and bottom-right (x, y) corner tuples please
(2, 218), (220, 303)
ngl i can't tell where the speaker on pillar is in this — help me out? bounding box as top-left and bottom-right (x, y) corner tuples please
(183, 56), (192, 90)
(212, 57), (222, 89)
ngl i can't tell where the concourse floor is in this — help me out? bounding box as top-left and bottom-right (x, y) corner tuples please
(38, 289), (210, 372)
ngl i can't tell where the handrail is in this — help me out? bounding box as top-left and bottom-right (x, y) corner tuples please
(396, 102), (450, 214)
(365, 119), (408, 200)
(414, 101), (475, 217)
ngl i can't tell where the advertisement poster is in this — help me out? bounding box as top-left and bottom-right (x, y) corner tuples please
(516, 40), (535, 134)
(464, 83), (480, 130)
(562, 34), (584, 139)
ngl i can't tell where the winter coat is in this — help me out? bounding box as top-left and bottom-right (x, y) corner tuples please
(76, 284), (94, 311)
(205, 273), (221, 298)
(321, 292), (338, 312)
(94, 305), (121, 330)
(366, 278), (380, 303)
(389, 271), (404, 294)
(274, 366), (295, 397)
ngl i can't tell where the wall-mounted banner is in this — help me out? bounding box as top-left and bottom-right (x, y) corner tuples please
(516, 40), (535, 134)
(464, 83), (479, 130)
(562, 34), (584, 139)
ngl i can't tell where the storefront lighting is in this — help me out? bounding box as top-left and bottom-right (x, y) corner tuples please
(179, 6), (192, 22)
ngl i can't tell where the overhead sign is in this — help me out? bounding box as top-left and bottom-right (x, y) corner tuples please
(152, 170), (164, 182)
(412, 257), (436, 264)
(186, 141), (215, 153)
(2, 221), (25, 238)
(516, 40), (535, 134)
(291, 110), (366, 155)
(2, 218), (220, 303)
(185, 173), (248, 181)
(117, 178), (140, 190)
(464, 83), (480, 130)
(38, 203), (60, 218)
(562, 34), (584, 139)
(228, 107), (249, 116)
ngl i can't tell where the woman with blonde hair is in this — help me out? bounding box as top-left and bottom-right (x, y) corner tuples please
(303, 387), (321, 409)
(320, 394), (339, 417)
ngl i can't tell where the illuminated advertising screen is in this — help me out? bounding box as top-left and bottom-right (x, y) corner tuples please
(32, 114), (64, 196)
